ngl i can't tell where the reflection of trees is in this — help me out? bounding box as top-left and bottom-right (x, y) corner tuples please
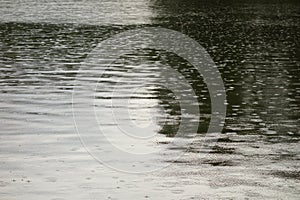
(154, 87), (181, 137)
(149, 0), (300, 138)
(151, 51), (211, 136)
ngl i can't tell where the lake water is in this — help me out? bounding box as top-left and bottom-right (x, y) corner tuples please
(0, 0), (299, 199)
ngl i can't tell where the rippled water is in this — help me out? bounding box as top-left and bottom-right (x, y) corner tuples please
(0, 0), (299, 199)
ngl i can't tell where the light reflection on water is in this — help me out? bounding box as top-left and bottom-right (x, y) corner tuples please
(0, 0), (154, 25)
(0, 0), (299, 199)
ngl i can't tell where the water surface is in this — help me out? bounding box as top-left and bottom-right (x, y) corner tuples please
(0, 0), (299, 199)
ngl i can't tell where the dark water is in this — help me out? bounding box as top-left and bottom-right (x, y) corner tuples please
(0, 0), (299, 199)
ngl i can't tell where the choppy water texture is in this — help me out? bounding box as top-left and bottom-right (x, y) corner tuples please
(0, 0), (299, 199)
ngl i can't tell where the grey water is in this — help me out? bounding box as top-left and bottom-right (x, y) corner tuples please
(0, 0), (299, 199)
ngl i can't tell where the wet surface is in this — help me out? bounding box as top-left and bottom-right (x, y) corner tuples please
(0, 0), (299, 199)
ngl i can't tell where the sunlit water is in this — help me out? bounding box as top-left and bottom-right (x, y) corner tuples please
(0, 0), (299, 199)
